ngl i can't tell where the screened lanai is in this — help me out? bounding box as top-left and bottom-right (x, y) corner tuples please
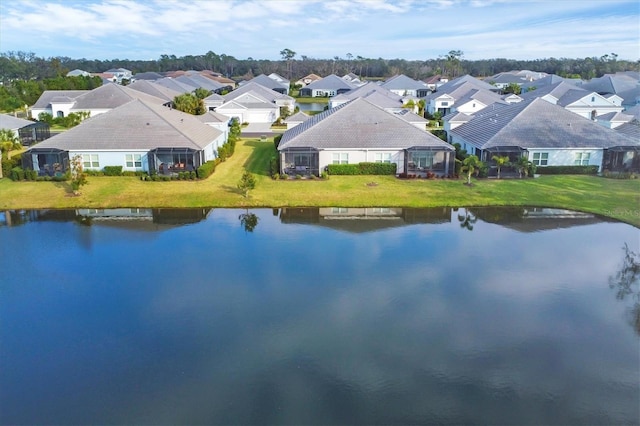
(149, 148), (203, 174)
(482, 146), (527, 178)
(22, 148), (69, 176)
(603, 146), (640, 173)
(18, 122), (50, 146)
(280, 147), (320, 176)
(405, 147), (454, 177)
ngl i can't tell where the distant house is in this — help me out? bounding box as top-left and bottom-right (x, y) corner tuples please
(580, 72), (640, 109)
(299, 74), (357, 97)
(424, 75), (449, 91)
(31, 84), (170, 119)
(66, 69), (91, 77)
(22, 99), (227, 176)
(520, 81), (624, 119)
(203, 92), (225, 111)
(448, 98), (640, 173)
(382, 74), (430, 97)
(243, 74), (289, 94)
(277, 98), (455, 177)
(424, 75), (503, 115)
(268, 73), (290, 91)
(132, 71), (165, 81)
(0, 114), (50, 146)
(295, 73), (322, 87)
(127, 80), (182, 104)
(195, 110), (231, 141)
(105, 68), (132, 84)
(216, 81), (295, 123)
(284, 111), (311, 129)
(329, 82), (403, 110)
(154, 77), (198, 94)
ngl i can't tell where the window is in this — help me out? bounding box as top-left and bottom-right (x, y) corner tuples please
(332, 207), (348, 214)
(82, 154), (99, 168)
(441, 101), (449, 106)
(125, 154), (142, 168)
(412, 152), (434, 168)
(332, 153), (348, 164)
(532, 152), (548, 166)
(575, 152), (590, 166)
(375, 153), (392, 163)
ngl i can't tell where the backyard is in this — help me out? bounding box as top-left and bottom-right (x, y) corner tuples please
(1, 138), (639, 227)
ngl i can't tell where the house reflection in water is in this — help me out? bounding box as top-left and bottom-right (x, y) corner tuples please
(468, 206), (609, 232)
(1, 208), (213, 229)
(278, 207), (452, 232)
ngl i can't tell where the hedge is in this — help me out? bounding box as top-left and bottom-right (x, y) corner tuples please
(197, 159), (219, 179)
(536, 165), (599, 175)
(327, 162), (397, 175)
(102, 166), (123, 176)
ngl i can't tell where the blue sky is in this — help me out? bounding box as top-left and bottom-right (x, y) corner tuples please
(0, 0), (638, 61)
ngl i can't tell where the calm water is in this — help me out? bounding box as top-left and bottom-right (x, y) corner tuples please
(1, 207), (638, 425)
(295, 102), (326, 112)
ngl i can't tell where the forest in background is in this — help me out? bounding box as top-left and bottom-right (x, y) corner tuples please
(0, 50), (637, 112)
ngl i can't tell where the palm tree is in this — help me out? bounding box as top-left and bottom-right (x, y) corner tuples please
(460, 155), (483, 185)
(492, 155), (510, 179)
(515, 156), (532, 178)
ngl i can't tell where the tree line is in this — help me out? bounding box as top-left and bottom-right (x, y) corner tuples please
(1, 50), (637, 83)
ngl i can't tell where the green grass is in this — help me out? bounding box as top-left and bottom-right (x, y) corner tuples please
(1, 139), (639, 227)
(294, 97), (329, 104)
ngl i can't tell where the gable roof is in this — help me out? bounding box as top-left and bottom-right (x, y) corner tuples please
(304, 74), (357, 91)
(248, 74), (288, 91)
(175, 74), (224, 91)
(394, 109), (428, 123)
(29, 99), (222, 152)
(225, 81), (293, 103)
(285, 112), (311, 123)
(154, 77), (199, 94)
(382, 74), (428, 91)
(331, 82), (404, 109)
(451, 98), (638, 150)
(581, 74), (638, 95)
(70, 84), (168, 109)
(32, 90), (89, 108)
(0, 114), (36, 130)
(127, 80), (182, 102)
(434, 74), (499, 94)
(194, 110), (231, 124)
(132, 71), (165, 81)
(279, 98), (453, 151)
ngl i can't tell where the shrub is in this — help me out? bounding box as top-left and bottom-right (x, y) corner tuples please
(178, 171), (185, 180)
(295, 174), (302, 179)
(320, 172), (329, 180)
(10, 166), (24, 181)
(327, 162), (397, 175)
(197, 160), (217, 179)
(280, 173), (289, 180)
(189, 171), (196, 180)
(269, 157), (279, 177)
(162, 175), (171, 181)
(272, 173), (280, 180)
(536, 165), (599, 175)
(102, 166), (123, 176)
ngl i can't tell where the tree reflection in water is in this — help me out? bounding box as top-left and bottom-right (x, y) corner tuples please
(609, 243), (640, 335)
(457, 209), (478, 231)
(239, 210), (259, 233)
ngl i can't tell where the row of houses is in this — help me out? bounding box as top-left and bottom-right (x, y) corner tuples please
(3, 69), (639, 180)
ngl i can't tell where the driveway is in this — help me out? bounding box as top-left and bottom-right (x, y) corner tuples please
(241, 122), (277, 138)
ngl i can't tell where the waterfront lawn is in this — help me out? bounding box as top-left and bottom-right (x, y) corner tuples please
(1, 139), (639, 226)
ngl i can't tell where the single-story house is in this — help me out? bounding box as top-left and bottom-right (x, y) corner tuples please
(299, 74), (358, 97)
(382, 74), (430, 97)
(295, 74), (322, 87)
(423, 75), (503, 115)
(448, 97), (640, 174)
(0, 114), (50, 146)
(424, 75), (449, 91)
(31, 84), (169, 119)
(520, 81), (624, 119)
(105, 68), (132, 84)
(284, 111), (311, 129)
(329, 82), (403, 110)
(242, 74), (289, 94)
(277, 98), (455, 177)
(22, 99), (226, 176)
(216, 82), (295, 123)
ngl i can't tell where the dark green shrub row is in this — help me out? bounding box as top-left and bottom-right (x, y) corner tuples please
(197, 159), (219, 179)
(536, 165), (599, 175)
(141, 171), (197, 181)
(102, 166), (123, 176)
(85, 169), (146, 177)
(327, 162), (397, 175)
(9, 166), (68, 181)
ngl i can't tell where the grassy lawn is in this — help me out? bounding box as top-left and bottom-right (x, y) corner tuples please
(294, 97), (329, 104)
(1, 139), (639, 227)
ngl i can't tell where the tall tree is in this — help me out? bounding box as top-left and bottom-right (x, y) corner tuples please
(280, 48), (296, 79)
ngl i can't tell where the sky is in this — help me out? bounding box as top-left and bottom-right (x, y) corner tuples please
(0, 0), (638, 62)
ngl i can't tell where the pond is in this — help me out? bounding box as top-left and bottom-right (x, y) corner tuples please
(1, 207), (638, 425)
(295, 101), (327, 112)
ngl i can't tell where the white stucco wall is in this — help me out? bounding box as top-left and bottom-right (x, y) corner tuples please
(69, 150), (150, 172)
(318, 149), (404, 173)
(527, 148), (603, 171)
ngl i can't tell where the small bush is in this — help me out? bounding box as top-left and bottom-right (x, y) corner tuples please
(272, 173), (280, 180)
(178, 171), (185, 180)
(197, 160), (217, 179)
(102, 166), (123, 176)
(320, 172), (329, 180)
(10, 167), (24, 181)
(280, 173), (289, 180)
(189, 171), (196, 180)
(162, 175), (171, 181)
(295, 174), (302, 179)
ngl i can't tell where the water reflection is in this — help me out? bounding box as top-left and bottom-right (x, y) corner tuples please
(1, 208), (212, 229)
(0, 207), (638, 424)
(469, 206), (606, 232)
(609, 243), (640, 335)
(239, 210), (259, 232)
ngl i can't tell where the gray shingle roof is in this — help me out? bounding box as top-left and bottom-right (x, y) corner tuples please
(71, 84), (167, 109)
(303, 74), (357, 91)
(154, 77), (199, 94)
(520, 81), (590, 102)
(433, 74), (498, 94)
(284, 112), (311, 123)
(195, 110), (231, 123)
(581, 74), (638, 95)
(332, 82), (403, 108)
(615, 121), (640, 139)
(0, 114), (35, 130)
(29, 100), (222, 152)
(451, 98), (638, 150)
(175, 74), (224, 91)
(382, 74), (428, 91)
(279, 98), (453, 151)
(224, 82), (294, 103)
(127, 80), (182, 102)
(132, 71), (164, 81)
(32, 90), (89, 108)
(250, 74), (288, 90)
